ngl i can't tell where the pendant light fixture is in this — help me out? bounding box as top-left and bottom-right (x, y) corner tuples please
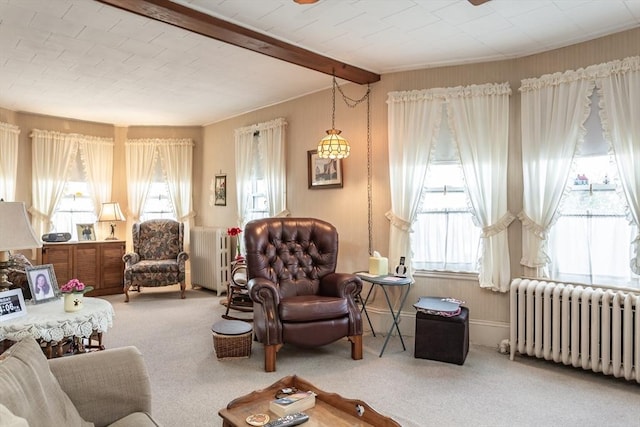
(317, 76), (350, 159)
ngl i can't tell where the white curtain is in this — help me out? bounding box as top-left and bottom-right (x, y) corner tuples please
(79, 136), (114, 216)
(260, 118), (288, 217)
(518, 71), (595, 276)
(386, 90), (445, 278)
(597, 56), (640, 273)
(124, 140), (157, 248)
(157, 139), (195, 248)
(30, 130), (78, 237)
(0, 122), (20, 201)
(447, 83), (513, 292)
(234, 118), (288, 229)
(234, 130), (254, 228)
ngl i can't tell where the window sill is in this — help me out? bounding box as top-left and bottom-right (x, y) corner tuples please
(414, 270), (478, 282)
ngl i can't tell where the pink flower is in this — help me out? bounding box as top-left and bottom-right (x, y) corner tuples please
(61, 278), (93, 294)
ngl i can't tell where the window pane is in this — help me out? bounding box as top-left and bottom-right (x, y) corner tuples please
(550, 154), (637, 286)
(140, 162), (176, 221)
(51, 180), (97, 239)
(413, 163), (480, 273)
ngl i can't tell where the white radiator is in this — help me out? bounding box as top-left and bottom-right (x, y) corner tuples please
(510, 278), (640, 383)
(190, 227), (230, 295)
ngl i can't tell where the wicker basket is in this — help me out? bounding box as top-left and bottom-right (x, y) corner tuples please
(212, 330), (252, 359)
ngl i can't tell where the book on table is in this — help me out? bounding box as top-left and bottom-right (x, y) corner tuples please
(268, 391), (316, 417)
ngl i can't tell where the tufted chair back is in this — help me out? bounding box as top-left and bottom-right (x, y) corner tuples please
(245, 217), (338, 299)
(245, 217), (363, 372)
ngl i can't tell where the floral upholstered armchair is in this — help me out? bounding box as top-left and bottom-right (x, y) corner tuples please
(123, 219), (189, 302)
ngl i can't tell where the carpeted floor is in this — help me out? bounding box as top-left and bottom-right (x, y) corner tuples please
(100, 286), (639, 427)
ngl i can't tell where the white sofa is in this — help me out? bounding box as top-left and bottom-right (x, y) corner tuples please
(0, 337), (160, 427)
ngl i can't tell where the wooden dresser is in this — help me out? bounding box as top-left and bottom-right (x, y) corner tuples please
(40, 240), (125, 296)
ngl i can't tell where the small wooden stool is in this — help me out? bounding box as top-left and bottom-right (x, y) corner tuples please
(211, 319), (252, 359)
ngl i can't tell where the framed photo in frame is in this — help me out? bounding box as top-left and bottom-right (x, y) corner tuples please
(76, 223), (96, 241)
(214, 174), (227, 206)
(308, 150), (343, 189)
(0, 288), (27, 321)
(26, 264), (60, 304)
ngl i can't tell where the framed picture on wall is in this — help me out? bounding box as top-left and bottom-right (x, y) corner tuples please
(76, 223), (96, 241)
(308, 150), (343, 189)
(214, 174), (227, 206)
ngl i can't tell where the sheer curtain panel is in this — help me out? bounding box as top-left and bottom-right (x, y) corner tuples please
(597, 56), (640, 273)
(157, 139), (195, 247)
(447, 82), (513, 291)
(124, 140), (158, 248)
(234, 118), (288, 230)
(79, 137), (114, 219)
(30, 130), (78, 237)
(0, 123), (20, 201)
(386, 90), (444, 278)
(518, 72), (594, 277)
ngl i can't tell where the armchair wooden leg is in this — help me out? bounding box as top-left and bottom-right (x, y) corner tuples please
(180, 281), (186, 299)
(349, 335), (363, 360)
(264, 344), (279, 372)
(124, 284), (130, 303)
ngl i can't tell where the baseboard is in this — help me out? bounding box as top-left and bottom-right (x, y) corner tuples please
(364, 307), (509, 348)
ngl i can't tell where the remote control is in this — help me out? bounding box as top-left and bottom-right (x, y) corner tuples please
(263, 412), (309, 427)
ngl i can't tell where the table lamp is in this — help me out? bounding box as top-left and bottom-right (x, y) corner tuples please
(0, 201), (42, 291)
(98, 202), (125, 240)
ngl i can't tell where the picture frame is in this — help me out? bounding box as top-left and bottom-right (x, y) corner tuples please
(0, 288), (27, 321)
(76, 223), (96, 241)
(214, 174), (227, 206)
(308, 150), (343, 189)
(26, 264), (60, 304)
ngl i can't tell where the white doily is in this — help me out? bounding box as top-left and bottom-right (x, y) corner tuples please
(0, 297), (115, 342)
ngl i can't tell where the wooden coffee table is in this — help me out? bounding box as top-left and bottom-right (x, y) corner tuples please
(219, 375), (400, 427)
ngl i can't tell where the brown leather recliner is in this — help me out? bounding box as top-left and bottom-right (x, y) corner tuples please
(245, 217), (363, 372)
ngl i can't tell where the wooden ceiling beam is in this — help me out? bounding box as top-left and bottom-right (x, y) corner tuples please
(97, 0), (381, 85)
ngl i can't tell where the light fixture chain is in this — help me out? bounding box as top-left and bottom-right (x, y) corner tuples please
(366, 83), (373, 256)
(331, 76), (337, 128)
(336, 80), (370, 108)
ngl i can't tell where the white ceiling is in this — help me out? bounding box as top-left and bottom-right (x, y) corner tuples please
(1, 0), (639, 126)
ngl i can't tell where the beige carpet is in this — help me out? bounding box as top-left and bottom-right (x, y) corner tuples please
(100, 286), (638, 427)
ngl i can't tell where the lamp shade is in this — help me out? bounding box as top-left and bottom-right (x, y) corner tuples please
(317, 128), (350, 159)
(98, 202), (125, 222)
(0, 201), (42, 255)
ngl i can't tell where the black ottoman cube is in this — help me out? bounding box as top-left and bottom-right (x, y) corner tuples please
(414, 306), (469, 365)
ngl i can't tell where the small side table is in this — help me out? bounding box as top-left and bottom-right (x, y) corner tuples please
(355, 272), (412, 357)
(0, 297), (114, 358)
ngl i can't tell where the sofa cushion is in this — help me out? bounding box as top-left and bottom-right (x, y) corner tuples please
(107, 412), (161, 427)
(0, 404), (28, 427)
(279, 295), (348, 322)
(0, 337), (93, 427)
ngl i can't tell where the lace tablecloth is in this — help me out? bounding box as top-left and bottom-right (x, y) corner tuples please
(0, 297), (114, 343)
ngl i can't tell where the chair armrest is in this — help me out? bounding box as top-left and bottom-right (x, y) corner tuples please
(249, 278), (282, 345)
(177, 251), (189, 272)
(248, 277), (280, 305)
(320, 273), (362, 299)
(49, 346), (152, 426)
(123, 252), (140, 266)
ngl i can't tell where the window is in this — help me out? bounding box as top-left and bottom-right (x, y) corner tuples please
(51, 155), (96, 240)
(548, 93), (638, 287)
(140, 159), (175, 221)
(245, 178), (269, 222)
(411, 108), (481, 273)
